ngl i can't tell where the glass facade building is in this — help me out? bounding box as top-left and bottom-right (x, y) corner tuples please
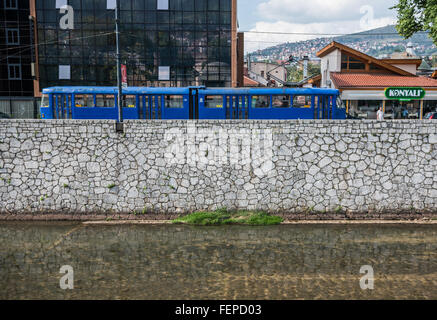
(0, 0), (37, 118)
(33, 0), (237, 90)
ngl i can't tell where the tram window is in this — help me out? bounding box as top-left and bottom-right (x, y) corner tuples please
(205, 96), (223, 108)
(293, 95), (312, 108)
(41, 94), (49, 108)
(252, 95), (270, 108)
(122, 95), (136, 108)
(164, 95), (184, 108)
(272, 95), (290, 108)
(75, 95), (94, 108)
(96, 95), (115, 108)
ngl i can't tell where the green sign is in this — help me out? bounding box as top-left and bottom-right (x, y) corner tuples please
(385, 87), (426, 102)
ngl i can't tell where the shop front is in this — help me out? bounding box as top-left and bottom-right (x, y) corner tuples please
(341, 88), (437, 120)
(317, 41), (437, 120)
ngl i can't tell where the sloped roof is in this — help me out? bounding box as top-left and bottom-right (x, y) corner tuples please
(244, 76), (263, 87)
(299, 74), (321, 87)
(381, 58), (422, 68)
(419, 59), (432, 70)
(330, 73), (437, 89)
(317, 41), (414, 76)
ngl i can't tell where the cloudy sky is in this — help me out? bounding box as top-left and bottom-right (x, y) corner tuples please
(238, 0), (399, 53)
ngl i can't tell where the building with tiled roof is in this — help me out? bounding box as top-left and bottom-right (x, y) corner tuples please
(317, 41), (437, 119)
(243, 76), (263, 87)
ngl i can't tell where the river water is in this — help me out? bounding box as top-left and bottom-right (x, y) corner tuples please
(0, 222), (436, 300)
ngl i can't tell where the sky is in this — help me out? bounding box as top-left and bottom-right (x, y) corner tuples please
(238, 0), (399, 53)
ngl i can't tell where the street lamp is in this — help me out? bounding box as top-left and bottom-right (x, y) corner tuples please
(115, 0), (123, 131)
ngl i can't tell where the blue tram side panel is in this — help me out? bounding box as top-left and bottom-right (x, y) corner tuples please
(40, 86), (346, 120)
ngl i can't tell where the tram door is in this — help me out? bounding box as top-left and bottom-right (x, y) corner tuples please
(54, 94), (72, 119)
(226, 95), (249, 120)
(314, 95), (331, 119)
(138, 95), (162, 119)
(189, 88), (199, 120)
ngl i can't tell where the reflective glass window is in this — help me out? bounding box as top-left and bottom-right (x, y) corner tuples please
(252, 96), (270, 108)
(164, 95), (184, 108)
(205, 96), (223, 108)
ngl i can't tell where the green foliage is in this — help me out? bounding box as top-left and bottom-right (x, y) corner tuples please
(287, 63), (321, 83)
(335, 206), (345, 214)
(107, 184), (116, 189)
(173, 209), (283, 226)
(392, 0), (437, 45)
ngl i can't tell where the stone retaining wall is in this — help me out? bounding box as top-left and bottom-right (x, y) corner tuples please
(1, 120), (436, 218)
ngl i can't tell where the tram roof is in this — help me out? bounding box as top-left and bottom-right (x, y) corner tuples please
(42, 86), (339, 95)
(42, 87), (191, 95)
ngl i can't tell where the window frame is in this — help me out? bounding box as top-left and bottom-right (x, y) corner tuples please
(8, 63), (21, 80)
(251, 95), (271, 109)
(74, 94), (95, 108)
(341, 54), (366, 71)
(95, 94), (115, 108)
(292, 95), (312, 108)
(250, 94), (272, 109)
(204, 95), (224, 109)
(164, 95), (184, 109)
(272, 95), (291, 108)
(6, 28), (19, 45)
(4, 0), (18, 9)
(121, 95), (136, 108)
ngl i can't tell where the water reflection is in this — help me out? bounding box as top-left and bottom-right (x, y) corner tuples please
(0, 223), (436, 300)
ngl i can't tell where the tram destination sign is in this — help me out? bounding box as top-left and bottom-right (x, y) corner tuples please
(385, 87), (426, 102)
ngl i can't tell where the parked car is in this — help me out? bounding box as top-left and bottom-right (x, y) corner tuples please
(424, 112), (437, 120)
(0, 112), (11, 119)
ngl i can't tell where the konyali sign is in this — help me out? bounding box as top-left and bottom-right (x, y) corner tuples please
(385, 87), (426, 102)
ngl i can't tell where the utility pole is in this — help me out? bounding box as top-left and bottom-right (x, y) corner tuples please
(115, 0), (123, 131)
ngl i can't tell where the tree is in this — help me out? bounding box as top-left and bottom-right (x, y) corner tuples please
(392, 0), (437, 45)
(287, 64), (320, 83)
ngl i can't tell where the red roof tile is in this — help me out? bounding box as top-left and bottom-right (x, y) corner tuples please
(244, 76), (262, 87)
(330, 72), (437, 88)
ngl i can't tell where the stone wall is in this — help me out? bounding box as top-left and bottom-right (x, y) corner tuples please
(1, 119), (436, 218)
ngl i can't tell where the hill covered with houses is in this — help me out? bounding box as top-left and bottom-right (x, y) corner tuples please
(250, 25), (437, 64)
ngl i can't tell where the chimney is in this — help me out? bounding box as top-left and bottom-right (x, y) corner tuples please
(303, 56), (309, 79)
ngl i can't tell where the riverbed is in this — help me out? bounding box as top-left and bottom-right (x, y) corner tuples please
(0, 222), (436, 299)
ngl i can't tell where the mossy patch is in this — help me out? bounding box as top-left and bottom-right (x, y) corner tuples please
(173, 208), (283, 226)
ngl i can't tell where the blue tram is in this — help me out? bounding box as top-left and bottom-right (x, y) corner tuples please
(40, 86), (346, 120)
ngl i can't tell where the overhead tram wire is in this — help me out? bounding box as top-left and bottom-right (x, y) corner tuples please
(241, 30), (429, 36)
(0, 31), (115, 53)
(0, 9), (118, 51)
(0, 32), (116, 64)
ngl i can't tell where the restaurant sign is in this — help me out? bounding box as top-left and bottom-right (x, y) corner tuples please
(385, 87), (426, 102)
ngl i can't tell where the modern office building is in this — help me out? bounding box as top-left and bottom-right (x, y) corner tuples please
(31, 0), (240, 92)
(0, 0), (37, 118)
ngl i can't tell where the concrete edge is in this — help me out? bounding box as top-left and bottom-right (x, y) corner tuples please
(79, 219), (437, 226)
